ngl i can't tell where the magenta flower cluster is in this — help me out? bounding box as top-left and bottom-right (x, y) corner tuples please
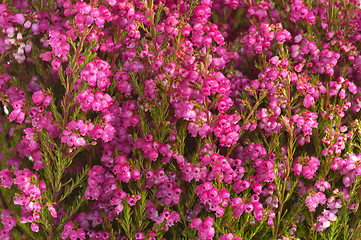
(1, 0), (361, 239)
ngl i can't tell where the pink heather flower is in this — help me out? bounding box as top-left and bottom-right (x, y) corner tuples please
(275, 29), (291, 44)
(127, 196), (136, 206)
(2, 216), (17, 231)
(14, 13), (25, 24)
(48, 204), (57, 218)
(190, 218), (202, 229)
(69, 230), (78, 240)
(306, 12), (315, 24)
(135, 232), (145, 239)
(8, 108), (25, 124)
(302, 166), (314, 179)
(101, 124), (115, 142)
(324, 210), (337, 222)
(198, 124), (211, 138)
(76, 137), (86, 147)
(33, 202), (41, 212)
(0, 169), (13, 188)
(316, 216), (330, 231)
(295, 63), (303, 72)
(315, 180), (331, 192)
(188, 122), (198, 137)
(252, 182), (262, 195)
(26, 185), (41, 199)
(293, 163), (302, 176)
(349, 204), (357, 210)
(33, 213), (40, 221)
(203, 217), (214, 228)
(345, 81), (357, 94)
(254, 209), (263, 221)
(316, 210), (337, 232)
(31, 223), (39, 232)
(343, 176), (352, 187)
(245, 203), (253, 213)
(32, 90), (45, 105)
(77, 229), (86, 240)
(114, 203), (124, 215)
(1, 209), (11, 219)
(205, 227), (215, 239)
(220, 234), (233, 240)
(131, 169), (140, 181)
(51, 58), (61, 70)
(303, 94), (315, 108)
(339, 89), (346, 99)
(92, 126), (103, 140)
(305, 195), (317, 212)
(42, 51), (53, 61)
(269, 56), (279, 65)
(355, 166), (361, 176)
(217, 96), (233, 113)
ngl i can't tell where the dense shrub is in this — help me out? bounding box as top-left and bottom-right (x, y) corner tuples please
(1, 0), (361, 239)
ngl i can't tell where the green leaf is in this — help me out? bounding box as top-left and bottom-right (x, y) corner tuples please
(59, 165), (89, 202)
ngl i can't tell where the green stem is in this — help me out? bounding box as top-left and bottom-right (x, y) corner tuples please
(274, 76), (294, 238)
(47, 30), (88, 240)
(147, 1), (159, 58)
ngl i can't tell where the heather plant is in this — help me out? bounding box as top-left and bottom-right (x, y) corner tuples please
(1, 0), (361, 239)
